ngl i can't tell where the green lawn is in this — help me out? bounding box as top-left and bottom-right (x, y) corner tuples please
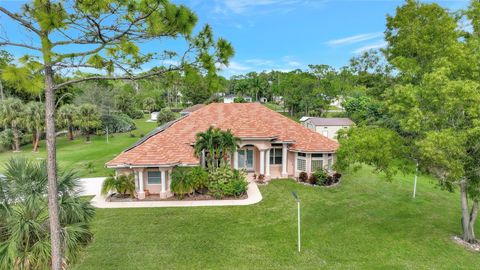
(0, 116), (157, 177)
(74, 168), (480, 269)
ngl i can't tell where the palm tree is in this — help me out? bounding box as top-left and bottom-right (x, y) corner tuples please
(0, 157), (95, 269)
(57, 104), (78, 141)
(0, 98), (24, 152)
(194, 126), (239, 170)
(101, 174), (136, 198)
(23, 101), (45, 152)
(74, 103), (101, 142)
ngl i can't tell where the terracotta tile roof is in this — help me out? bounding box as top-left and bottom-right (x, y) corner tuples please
(106, 103), (339, 167)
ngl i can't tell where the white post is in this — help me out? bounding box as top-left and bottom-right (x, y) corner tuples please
(138, 169), (145, 199)
(297, 200), (301, 253)
(282, 144), (288, 177)
(265, 149), (270, 177)
(413, 161), (418, 198)
(134, 171), (139, 192)
(234, 150), (239, 169)
(260, 150), (265, 175)
(161, 170), (166, 193)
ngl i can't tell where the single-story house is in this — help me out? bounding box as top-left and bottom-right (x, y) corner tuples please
(302, 117), (354, 141)
(106, 103), (338, 199)
(223, 94), (253, 103)
(180, 104), (205, 116)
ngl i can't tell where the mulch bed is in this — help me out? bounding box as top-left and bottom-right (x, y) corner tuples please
(297, 179), (341, 188)
(451, 236), (480, 252)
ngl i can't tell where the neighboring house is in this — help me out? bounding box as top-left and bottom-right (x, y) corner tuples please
(150, 111), (159, 121)
(329, 96), (346, 110)
(302, 117), (354, 140)
(180, 104), (205, 116)
(223, 94), (253, 103)
(107, 103), (338, 199)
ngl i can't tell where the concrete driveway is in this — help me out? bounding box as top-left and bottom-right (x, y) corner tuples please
(78, 177), (105, 197)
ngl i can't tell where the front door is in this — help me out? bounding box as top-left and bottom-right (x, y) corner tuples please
(238, 148), (254, 171)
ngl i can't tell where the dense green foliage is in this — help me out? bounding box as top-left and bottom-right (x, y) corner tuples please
(170, 167), (194, 199)
(0, 158), (94, 269)
(194, 126), (239, 170)
(101, 174), (136, 198)
(156, 108), (177, 126)
(207, 166), (248, 198)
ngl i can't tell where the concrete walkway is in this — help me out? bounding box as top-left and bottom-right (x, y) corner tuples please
(78, 177), (263, 208)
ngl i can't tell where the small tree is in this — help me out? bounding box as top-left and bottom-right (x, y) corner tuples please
(74, 104), (101, 142)
(57, 104), (78, 140)
(23, 101), (45, 152)
(157, 108), (177, 125)
(143, 97), (156, 114)
(0, 98), (24, 151)
(170, 167), (194, 199)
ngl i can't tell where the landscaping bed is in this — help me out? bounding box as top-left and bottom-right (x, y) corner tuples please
(107, 192), (248, 202)
(296, 169), (342, 187)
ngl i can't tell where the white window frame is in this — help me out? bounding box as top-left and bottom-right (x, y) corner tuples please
(269, 147), (283, 165)
(311, 153), (324, 172)
(296, 152), (307, 172)
(147, 171), (161, 185)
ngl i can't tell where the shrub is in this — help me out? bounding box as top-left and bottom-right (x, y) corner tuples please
(157, 108), (177, 125)
(171, 167), (194, 199)
(257, 174), (265, 183)
(333, 172), (342, 183)
(127, 109), (145, 119)
(299, 172), (308, 182)
(208, 166), (247, 198)
(307, 174), (317, 185)
(189, 166), (209, 191)
(101, 174), (135, 198)
(139, 133), (145, 138)
(325, 175), (334, 186)
(313, 169), (328, 185)
(129, 133), (136, 138)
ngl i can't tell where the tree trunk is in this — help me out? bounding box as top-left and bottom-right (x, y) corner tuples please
(86, 132), (91, 142)
(0, 80), (4, 100)
(68, 125), (74, 140)
(468, 200), (479, 241)
(460, 180), (476, 243)
(44, 65), (62, 270)
(12, 125), (20, 152)
(33, 130), (41, 152)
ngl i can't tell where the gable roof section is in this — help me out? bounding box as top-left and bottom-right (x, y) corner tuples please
(106, 103), (339, 167)
(307, 117), (354, 126)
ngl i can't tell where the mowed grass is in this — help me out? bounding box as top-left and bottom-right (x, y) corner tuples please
(0, 116), (157, 177)
(74, 168), (480, 270)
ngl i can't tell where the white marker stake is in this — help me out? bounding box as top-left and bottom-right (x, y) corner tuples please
(413, 161), (418, 198)
(292, 191), (301, 253)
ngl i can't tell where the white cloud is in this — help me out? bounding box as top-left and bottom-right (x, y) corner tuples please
(327, 32), (383, 46)
(282, 56), (301, 67)
(245, 58), (274, 66)
(352, 40), (387, 54)
(213, 0), (326, 15)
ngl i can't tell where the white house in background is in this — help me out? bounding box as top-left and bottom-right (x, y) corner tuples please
(150, 111), (159, 121)
(329, 96), (346, 110)
(301, 117), (354, 141)
(223, 94), (253, 103)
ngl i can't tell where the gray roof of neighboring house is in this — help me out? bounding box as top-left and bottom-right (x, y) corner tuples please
(180, 104), (205, 114)
(306, 117), (354, 126)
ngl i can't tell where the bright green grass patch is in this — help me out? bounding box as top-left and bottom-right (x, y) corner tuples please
(0, 116), (157, 177)
(74, 168), (480, 270)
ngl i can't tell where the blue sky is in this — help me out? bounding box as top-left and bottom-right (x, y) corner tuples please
(0, 0), (471, 77)
(178, 0), (469, 77)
